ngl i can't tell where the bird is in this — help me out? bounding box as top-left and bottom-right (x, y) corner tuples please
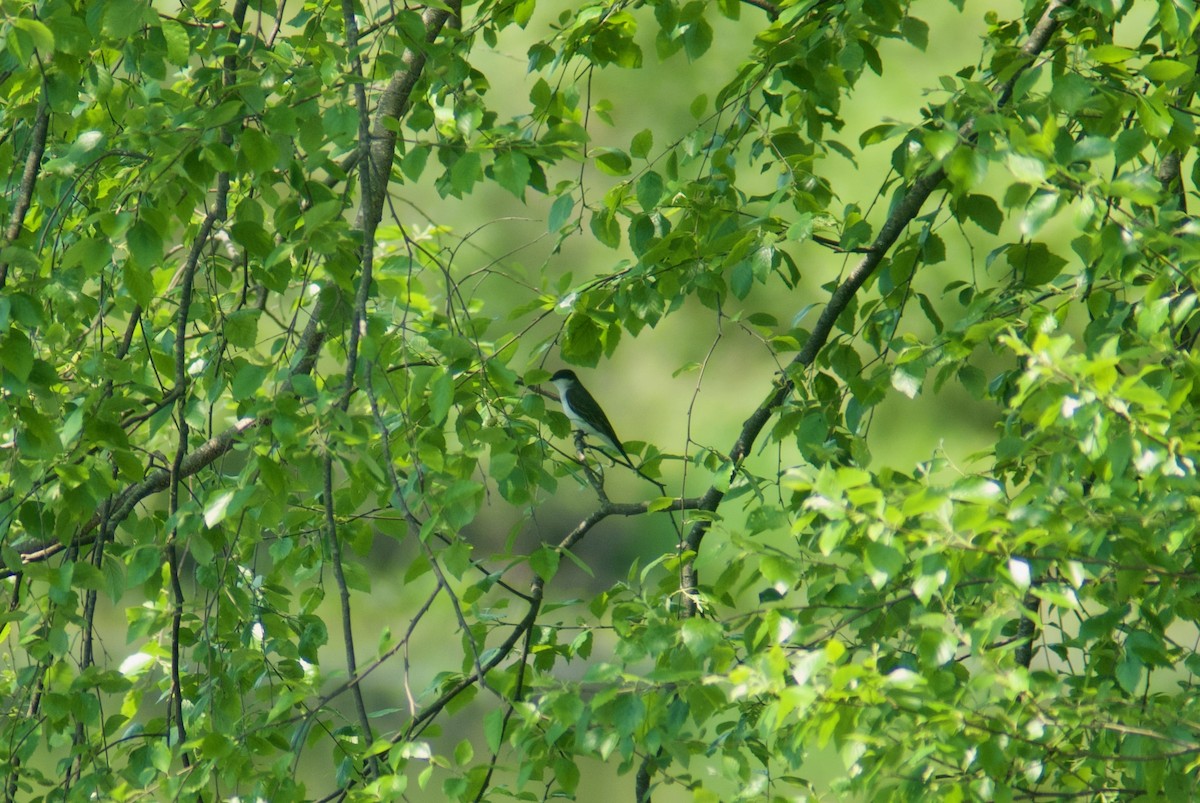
(549, 369), (635, 468)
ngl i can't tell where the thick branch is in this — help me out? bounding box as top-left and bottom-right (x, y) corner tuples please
(362, 6), (455, 233)
(0, 89), (50, 290)
(6, 417), (257, 577)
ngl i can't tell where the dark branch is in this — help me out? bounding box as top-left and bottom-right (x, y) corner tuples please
(0, 86), (50, 291)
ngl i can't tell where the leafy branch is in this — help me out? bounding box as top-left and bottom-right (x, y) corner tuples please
(679, 0), (1075, 613)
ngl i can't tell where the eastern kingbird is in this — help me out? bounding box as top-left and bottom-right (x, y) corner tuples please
(549, 369), (635, 468)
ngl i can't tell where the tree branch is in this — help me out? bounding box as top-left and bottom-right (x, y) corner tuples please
(679, 0), (1076, 614)
(0, 85), (49, 291)
(315, 0), (384, 777)
(10, 5), (455, 588)
(739, 0), (779, 20)
(363, 5), (456, 232)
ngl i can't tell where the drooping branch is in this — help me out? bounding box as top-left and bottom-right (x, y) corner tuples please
(315, 0), (383, 777)
(307, 11), (460, 756)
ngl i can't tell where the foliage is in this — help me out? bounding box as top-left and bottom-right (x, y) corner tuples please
(3, 0), (1200, 801)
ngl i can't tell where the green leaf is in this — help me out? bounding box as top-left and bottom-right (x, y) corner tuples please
(797, 413), (828, 454)
(493, 151), (532, 199)
(127, 220), (164, 268)
(483, 707), (506, 753)
(402, 145), (430, 181)
(0, 247), (41, 276)
(13, 18), (55, 56)
(891, 368), (920, 399)
(594, 148), (632, 176)
(683, 17), (713, 60)
(1006, 152), (1046, 184)
(860, 123), (905, 147)
(230, 221), (274, 258)
(1050, 72), (1093, 113)
(62, 237), (112, 270)
(1071, 136), (1112, 162)
(947, 146), (987, 193)
(239, 128), (279, 173)
(231, 361), (267, 400)
(126, 546), (162, 587)
(454, 738), (473, 765)
(123, 261), (154, 306)
(1115, 127), (1150, 165)
(104, 0), (148, 38)
(17, 405), (61, 459)
(680, 618), (723, 656)
(303, 200), (342, 230)
(631, 128), (653, 159)
(899, 16), (929, 50)
(1110, 168), (1161, 205)
(912, 563), (947, 605)
(730, 260), (753, 299)
(1089, 44), (1136, 64)
(548, 193), (575, 232)
(1136, 96), (1173, 139)
(924, 129), (957, 160)
(530, 547), (560, 582)
(636, 171), (664, 210)
(591, 13), (642, 68)
(589, 209), (621, 248)
(863, 542), (903, 588)
(1019, 191), (1058, 237)
(203, 490), (235, 529)
(1010, 63), (1043, 104)
(1008, 241), (1066, 286)
(439, 481), (482, 530)
(224, 309), (261, 348)
(448, 151), (483, 196)
(562, 312), (602, 366)
(958, 365), (987, 398)
(1115, 654), (1143, 693)
(160, 17), (190, 65)
(610, 693), (645, 737)
(1, 330), (34, 381)
(1143, 59), (1191, 84)
(427, 371), (453, 425)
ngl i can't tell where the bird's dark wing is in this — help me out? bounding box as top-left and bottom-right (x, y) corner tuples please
(566, 382), (632, 464)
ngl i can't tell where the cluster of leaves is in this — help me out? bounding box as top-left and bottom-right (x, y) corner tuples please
(4, 0), (1200, 801)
